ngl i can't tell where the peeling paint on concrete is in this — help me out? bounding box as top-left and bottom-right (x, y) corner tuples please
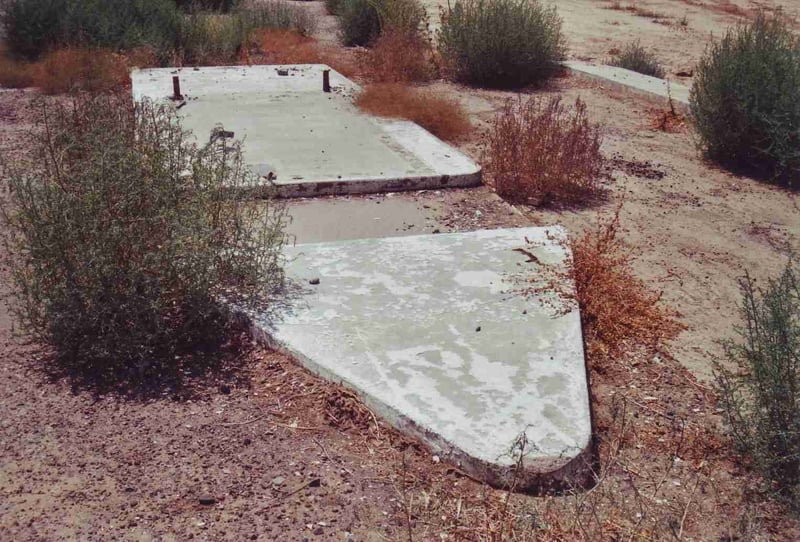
(244, 227), (593, 489)
(131, 65), (481, 197)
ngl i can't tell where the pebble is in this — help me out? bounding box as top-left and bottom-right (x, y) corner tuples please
(309, 278), (320, 285)
(198, 495), (216, 506)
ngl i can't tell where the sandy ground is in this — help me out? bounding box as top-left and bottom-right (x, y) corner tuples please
(3, 0), (800, 539)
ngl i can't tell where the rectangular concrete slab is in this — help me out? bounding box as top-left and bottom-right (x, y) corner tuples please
(564, 60), (690, 106)
(244, 227), (592, 490)
(131, 65), (481, 197)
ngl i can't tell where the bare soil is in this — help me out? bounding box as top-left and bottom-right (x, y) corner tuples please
(3, 0), (800, 539)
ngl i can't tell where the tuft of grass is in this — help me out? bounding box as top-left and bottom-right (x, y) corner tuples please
(610, 40), (665, 78)
(690, 11), (800, 185)
(487, 96), (605, 207)
(355, 83), (471, 142)
(0, 94), (287, 381)
(365, 29), (435, 82)
(437, 0), (566, 88)
(715, 261), (800, 511)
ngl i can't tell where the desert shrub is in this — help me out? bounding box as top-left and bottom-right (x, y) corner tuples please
(257, 29), (361, 77)
(690, 12), (800, 185)
(339, 0), (426, 47)
(0, 95), (286, 378)
(355, 83), (471, 142)
(33, 49), (129, 94)
(175, 0), (239, 12)
(326, 0), (344, 14)
(437, 0), (566, 88)
(2, 0), (181, 61)
(339, 0), (383, 46)
(487, 96), (604, 206)
(715, 262), (800, 510)
(570, 207), (683, 360)
(611, 41), (665, 78)
(366, 29), (435, 82)
(177, 3), (316, 64)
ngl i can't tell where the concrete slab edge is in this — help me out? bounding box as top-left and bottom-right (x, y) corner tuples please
(563, 61), (690, 110)
(235, 269), (594, 493)
(269, 169), (483, 198)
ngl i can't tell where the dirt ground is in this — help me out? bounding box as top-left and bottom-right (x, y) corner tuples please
(3, 0), (800, 540)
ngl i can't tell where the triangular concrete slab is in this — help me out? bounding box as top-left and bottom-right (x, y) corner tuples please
(245, 227), (592, 490)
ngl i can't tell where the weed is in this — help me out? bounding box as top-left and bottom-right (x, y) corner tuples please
(257, 29), (361, 78)
(0, 55), (36, 89)
(437, 0), (565, 88)
(691, 11), (800, 185)
(365, 29), (435, 82)
(354, 83), (471, 142)
(33, 49), (129, 94)
(570, 205), (684, 359)
(610, 40), (665, 78)
(0, 94), (287, 381)
(487, 96), (604, 207)
(715, 261), (800, 510)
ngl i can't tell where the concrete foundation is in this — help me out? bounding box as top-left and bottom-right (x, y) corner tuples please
(131, 65), (481, 197)
(245, 227), (593, 490)
(564, 61), (690, 106)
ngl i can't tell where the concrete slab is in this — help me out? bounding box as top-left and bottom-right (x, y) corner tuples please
(131, 65), (481, 197)
(245, 227), (592, 489)
(564, 60), (690, 106)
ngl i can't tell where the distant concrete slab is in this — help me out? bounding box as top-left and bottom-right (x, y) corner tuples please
(246, 227), (592, 490)
(564, 60), (690, 106)
(131, 65), (481, 197)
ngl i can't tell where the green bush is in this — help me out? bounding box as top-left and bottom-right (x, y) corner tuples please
(0, 95), (287, 378)
(610, 41), (665, 78)
(2, 0), (181, 60)
(690, 12), (800, 185)
(715, 262), (800, 510)
(437, 0), (566, 88)
(339, 0), (426, 47)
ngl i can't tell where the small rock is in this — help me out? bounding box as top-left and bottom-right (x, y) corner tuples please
(313, 527), (324, 535)
(272, 476), (285, 486)
(432, 229), (441, 234)
(475, 326), (481, 332)
(522, 309), (527, 315)
(219, 384), (231, 395)
(309, 478), (321, 487)
(309, 278), (320, 285)
(243, 437), (252, 446)
(198, 495), (216, 506)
